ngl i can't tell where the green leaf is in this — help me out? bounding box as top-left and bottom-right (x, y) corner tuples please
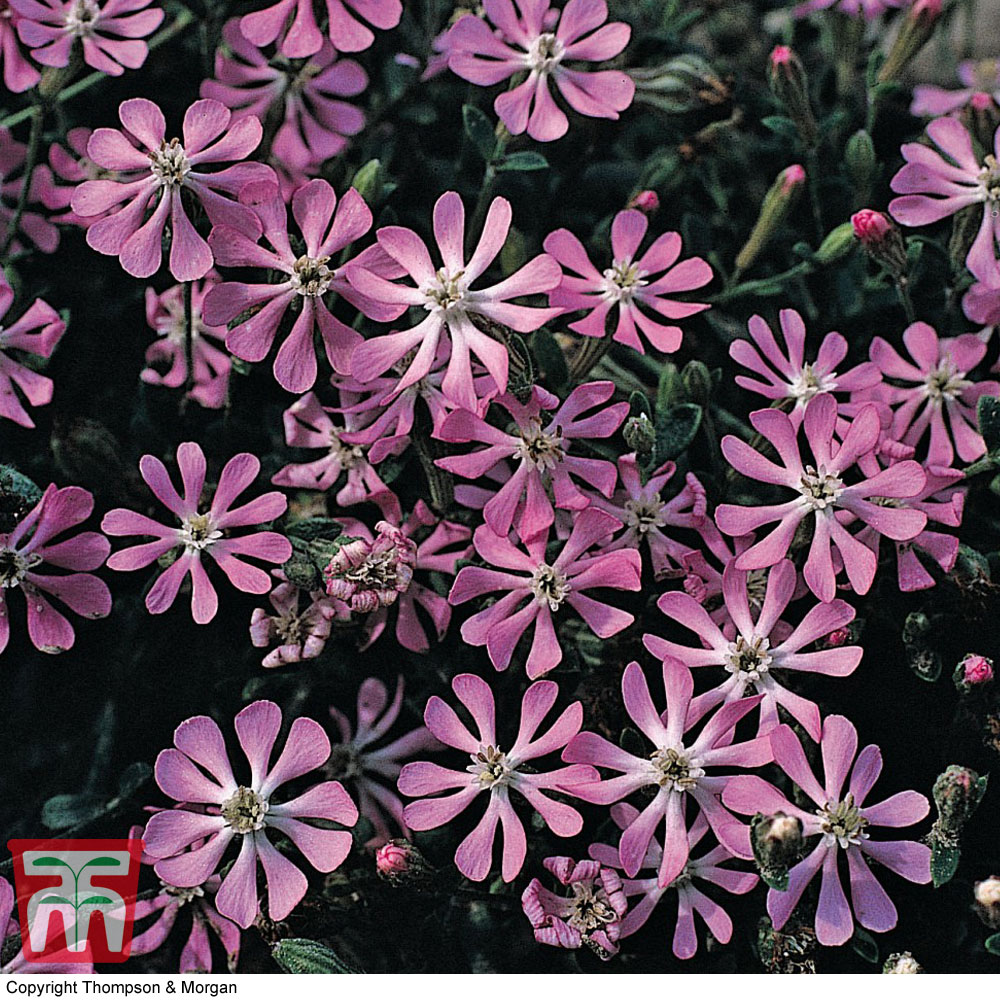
(286, 518), (344, 543)
(41, 794), (106, 831)
(978, 396), (1000, 454)
(496, 151), (549, 173)
(31, 857), (72, 868)
(38, 896), (73, 906)
(81, 857), (121, 868)
(986, 933), (1000, 956)
(531, 327), (568, 390)
(851, 927), (879, 964)
(80, 896), (113, 906)
(655, 403), (703, 460)
(931, 842), (961, 887)
(272, 938), (363, 974)
(462, 105), (497, 162)
(656, 362), (684, 412)
(761, 116), (799, 140)
(117, 761), (152, 799)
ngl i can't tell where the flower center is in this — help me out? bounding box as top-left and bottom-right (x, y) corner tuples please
(424, 268), (466, 312)
(329, 428), (365, 469)
(220, 786), (269, 833)
(979, 155), (1000, 204)
(816, 794), (869, 849)
(601, 259), (647, 304)
(468, 744), (513, 788)
(623, 495), (666, 535)
(291, 255), (333, 297)
(0, 547), (36, 589)
(568, 882), (616, 933)
(514, 419), (565, 471)
(649, 745), (704, 791)
(324, 526), (417, 611)
(179, 512), (221, 552)
(746, 568), (768, 609)
(724, 634), (773, 682)
(971, 59), (1000, 91)
(162, 881), (205, 906)
(788, 363), (836, 402)
(923, 362), (971, 402)
(527, 32), (565, 75)
(149, 138), (191, 188)
(325, 743), (362, 782)
(531, 563), (570, 611)
(274, 610), (306, 645)
(64, 0), (100, 36)
(798, 464), (843, 510)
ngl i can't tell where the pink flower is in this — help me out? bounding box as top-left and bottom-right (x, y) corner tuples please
(964, 278), (1000, 327)
(447, 0), (634, 142)
(249, 578), (337, 668)
(866, 322), (1000, 465)
(143, 700), (358, 929)
(449, 507), (641, 678)
(958, 653), (994, 686)
(435, 381), (627, 541)
(35, 128), (119, 230)
(0, 275), (66, 428)
(101, 442), (292, 625)
(398, 673), (596, 882)
(201, 21), (367, 181)
(521, 856), (627, 959)
(1, 126), (60, 254)
(1, 876), (93, 973)
(544, 210), (712, 354)
(239, 0), (402, 59)
(271, 391), (400, 519)
(723, 716), (931, 946)
(71, 98), (272, 281)
(731, 309), (881, 426)
(330, 503), (471, 652)
(348, 190), (561, 410)
(11, 0), (163, 76)
(203, 178), (396, 392)
(142, 275), (231, 410)
(327, 675), (442, 845)
(0, 484), (111, 656)
(627, 190), (659, 214)
(0, 2), (40, 92)
(375, 840), (412, 877)
(589, 808), (758, 960)
(911, 59), (1000, 117)
(889, 117), (1000, 283)
(715, 393), (927, 602)
(644, 559), (862, 741)
(563, 658), (773, 886)
(851, 209), (894, 245)
(794, 0), (903, 18)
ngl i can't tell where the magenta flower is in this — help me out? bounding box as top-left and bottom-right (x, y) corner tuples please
(521, 856), (627, 960)
(589, 454), (711, 580)
(398, 673), (596, 882)
(0, 275), (66, 428)
(35, 128), (110, 229)
(1, 877), (93, 973)
(327, 675), (442, 845)
(544, 210), (712, 355)
(715, 393), (927, 602)
(447, 0), (634, 142)
(71, 98), (272, 281)
(102, 442), (292, 625)
(644, 559), (863, 741)
(589, 808), (758, 960)
(239, 0), (401, 59)
(201, 21), (367, 181)
(203, 178), (397, 392)
(271, 391), (400, 520)
(449, 508), (641, 678)
(142, 275), (231, 410)
(11, 0), (163, 76)
(730, 309), (881, 426)
(0, 483), (111, 656)
(348, 190), (562, 410)
(889, 117), (1000, 283)
(0, 3), (40, 92)
(436, 381), (628, 542)
(250, 578), (338, 668)
(866, 323), (1000, 465)
(964, 278), (1000, 327)
(1, 126), (60, 254)
(911, 59), (1000, 117)
(143, 700), (358, 928)
(564, 658), (772, 887)
(723, 717), (931, 947)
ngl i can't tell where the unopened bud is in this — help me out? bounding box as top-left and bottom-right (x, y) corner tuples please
(623, 412), (656, 458)
(845, 130), (877, 194)
(852, 210), (908, 276)
(768, 46), (817, 148)
(815, 222), (856, 264)
(734, 165), (806, 274)
(752, 812), (804, 888)
(954, 653), (994, 692)
(878, 0), (944, 84)
(350, 159), (385, 206)
(824, 626), (852, 648)
(628, 190), (660, 214)
(902, 610), (931, 644)
(681, 360), (713, 407)
(974, 876), (1000, 930)
(932, 765), (987, 836)
(629, 54), (732, 115)
(375, 839), (432, 885)
(883, 951), (923, 974)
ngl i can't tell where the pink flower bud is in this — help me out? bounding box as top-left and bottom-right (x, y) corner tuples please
(769, 45), (793, 69)
(780, 164), (807, 193)
(974, 876), (1000, 929)
(628, 190), (660, 214)
(958, 653), (994, 688)
(851, 209), (892, 244)
(970, 91), (993, 112)
(852, 210), (908, 276)
(376, 841), (412, 877)
(824, 626), (852, 647)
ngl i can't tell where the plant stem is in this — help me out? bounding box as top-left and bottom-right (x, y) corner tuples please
(805, 148), (824, 244)
(1, 105), (44, 262)
(895, 275), (916, 324)
(467, 125), (510, 256)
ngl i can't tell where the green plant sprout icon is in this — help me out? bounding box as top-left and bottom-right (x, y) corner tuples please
(25, 850), (130, 954)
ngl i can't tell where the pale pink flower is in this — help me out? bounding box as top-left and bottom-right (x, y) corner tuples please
(911, 59), (1000, 117)
(71, 98), (272, 281)
(348, 190), (562, 410)
(0, 274), (66, 428)
(449, 508), (641, 678)
(723, 716), (931, 947)
(143, 700), (358, 928)
(0, 2), (40, 92)
(0, 484), (111, 656)
(521, 856), (627, 959)
(544, 210), (712, 354)
(250, 578), (338, 668)
(644, 559), (862, 741)
(1, 126), (60, 254)
(715, 393), (927, 602)
(102, 442), (292, 625)
(398, 673), (596, 882)
(11, 0), (163, 76)
(589, 808), (758, 960)
(0, 877), (93, 973)
(435, 381), (627, 542)
(563, 658), (773, 886)
(447, 0), (634, 142)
